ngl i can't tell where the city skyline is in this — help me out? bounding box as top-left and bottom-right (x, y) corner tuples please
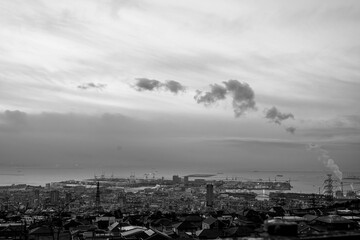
(0, 0), (360, 174)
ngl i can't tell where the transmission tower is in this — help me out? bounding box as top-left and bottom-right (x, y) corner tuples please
(323, 174), (334, 202)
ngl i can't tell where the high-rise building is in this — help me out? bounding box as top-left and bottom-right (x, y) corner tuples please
(118, 193), (126, 209)
(50, 190), (60, 205)
(184, 176), (189, 184)
(65, 192), (72, 203)
(33, 189), (41, 208)
(172, 175), (181, 184)
(206, 184), (214, 208)
(34, 189), (40, 200)
(96, 181), (101, 211)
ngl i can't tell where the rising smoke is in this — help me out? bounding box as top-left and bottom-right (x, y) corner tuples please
(133, 78), (186, 94)
(307, 143), (343, 180)
(195, 80), (257, 117)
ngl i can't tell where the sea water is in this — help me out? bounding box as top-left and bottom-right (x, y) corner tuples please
(0, 167), (359, 194)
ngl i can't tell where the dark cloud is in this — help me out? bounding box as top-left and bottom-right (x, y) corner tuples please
(163, 80), (186, 93)
(223, 80), (257, 117)
(78, 82), (107, 90)
(265, 106), (294, 124)
(195, 80), (256, 117)
(134, 78), (162, 91)
(133, 78), (186, 94)
(264, 106), (296, 134)
(285, 126), (296, 134)
(194, 84), (227, 105)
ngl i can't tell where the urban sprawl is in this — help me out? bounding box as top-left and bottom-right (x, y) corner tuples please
(1, 173), (360, 240)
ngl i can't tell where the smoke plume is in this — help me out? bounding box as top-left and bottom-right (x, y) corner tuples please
(195, 80), (256, 117)
(78, 82), (107, 90)
(134, 78), (186, 94)
(265, 106), (294, 124)
(307, 143), (343, 180)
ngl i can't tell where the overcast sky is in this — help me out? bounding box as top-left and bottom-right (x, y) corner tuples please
(0, 0), (359, 175)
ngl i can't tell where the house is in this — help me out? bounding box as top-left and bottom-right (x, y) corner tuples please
(313, 215), (357, 231)
(63, 219), (83, 231)
(181, 214), (203, 228)
(302, 214), (319, 223)
(82, 229), (110, 240)
(144, 229), (172, 240)
(242, 209), (264, 224)
(0, 223), (26, 239)
(196, 228), (221, 239)
(150, 218), (173, 232)
(223, 226), (254, 238)
(108, 222), (121, 236)
(120, 227), (157, 239)
(298, 223), (324, 235)
(268, 206), (286, 217)
(172, 221), (199, 235)
(95, 215), (116, 230)
(28, 226), (54, 240)
(202, 216), (226, 229)
(264, 219), (298, 236)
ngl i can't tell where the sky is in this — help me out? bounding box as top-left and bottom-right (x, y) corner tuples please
(0, 0), (360, 177)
